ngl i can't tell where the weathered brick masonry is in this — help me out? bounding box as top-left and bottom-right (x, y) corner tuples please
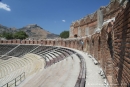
(112, 3), (130, 87)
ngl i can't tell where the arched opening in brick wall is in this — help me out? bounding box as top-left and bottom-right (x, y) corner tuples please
(45, 41), (47, 45)
(107, 32), (113, 58)
(53, 41), (55, 46)
(87, 40), (89, 53)
(98, 36), (101, 62)
(74, 34), (78, 38)
(25, 41), (26, 44)
(41, 40), (43, 45)
(1, 40), (3, 43)
(33, 41), (35, 44)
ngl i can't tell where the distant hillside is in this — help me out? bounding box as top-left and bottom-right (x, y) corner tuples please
(0, 24), (59, 39)
(0, 24), (17, 33)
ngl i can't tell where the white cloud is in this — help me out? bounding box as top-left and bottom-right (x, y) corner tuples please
(0, 2), (11, 11)
(62, 20), (66, 22)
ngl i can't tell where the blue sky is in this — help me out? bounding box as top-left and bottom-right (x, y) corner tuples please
(0, 0), (109, 34)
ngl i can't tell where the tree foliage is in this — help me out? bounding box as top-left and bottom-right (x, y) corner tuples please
(1, 31), (28, 40)
(13, 31), (28, 39)
(1, 31), (13, 39)
(60, 31), (69, 38)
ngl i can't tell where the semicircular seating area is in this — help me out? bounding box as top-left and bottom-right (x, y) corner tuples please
(0, 44), (86, 87)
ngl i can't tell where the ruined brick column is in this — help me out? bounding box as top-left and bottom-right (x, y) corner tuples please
(93, 34), (100, 61)
(100, 22), (114, 86)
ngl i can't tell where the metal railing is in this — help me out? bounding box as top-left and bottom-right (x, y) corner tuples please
(1, 72), (25, 87)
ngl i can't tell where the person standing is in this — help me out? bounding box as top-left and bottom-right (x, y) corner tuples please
(80, 39), (84, 51)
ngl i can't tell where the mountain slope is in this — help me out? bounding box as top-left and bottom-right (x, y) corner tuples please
(0, 24), (59, 39)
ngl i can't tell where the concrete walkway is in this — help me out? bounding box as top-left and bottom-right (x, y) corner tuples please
(70, 49), (104, 87)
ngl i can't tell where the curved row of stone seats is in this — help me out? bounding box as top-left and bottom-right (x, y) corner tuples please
(0, 58), (29, 86)
(39, 47), (58, 54)
(56, 49), (70, 57)
(0, 53), (45, 87)
(7, 45), (38, 57)
(49, 52), (63, 62)
(33, 50), (57, 68)
(49, 48), (75, 63)
(53, 51), (66, 60)
(18, 53), (80, 87)
(0, 44), (17, 55)
(60, 48), (74, 55)
(63, 48), (76, 54)
(30, 46), (48, 54)
(30, 46), (57, 54)
(45, 54), (54, 66)
(32, 47), (72, 68)
(30, 46), (57, 56)
(45, 52), (63, 64)
(22, 53), (45, 75)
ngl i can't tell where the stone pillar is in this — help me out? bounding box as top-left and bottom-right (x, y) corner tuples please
(78, 27), (81, 37)
(85, 27), (89, 36)
(96, 9), (103, 32)
(69, 26), (74, 38)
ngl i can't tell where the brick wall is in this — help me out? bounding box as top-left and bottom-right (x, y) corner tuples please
(112, 3), (130, 87)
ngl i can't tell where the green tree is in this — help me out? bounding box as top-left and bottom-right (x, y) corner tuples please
(2, 31), (14, 39)
(60, 31), (69, 38)
(14, 31), (28, 39)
